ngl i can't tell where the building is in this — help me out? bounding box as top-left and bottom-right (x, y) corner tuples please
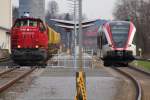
(0, 27), (10, 50)
(19, 0), (45, 21)
(82, 19), (107, 54)
(0, 0), (12, 52)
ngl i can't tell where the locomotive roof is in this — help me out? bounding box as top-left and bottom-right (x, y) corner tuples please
(15, 17), (43, 22)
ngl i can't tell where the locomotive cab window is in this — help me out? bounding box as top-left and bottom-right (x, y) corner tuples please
(39, 22), (46, 32)
(14, 19), (38, 27)
(14, 21), (21, 27)
(29, 20), (38, 27)
(23, 20), (28, 26)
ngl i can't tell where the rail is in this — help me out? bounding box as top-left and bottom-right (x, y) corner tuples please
(113, 67), (142, 100)
(0, 68), (17, 76)
(0, 67), (36, 93)
(128, 65), (150, 76)
(0, 56), (10, 62)
(135, 56), (150, 62)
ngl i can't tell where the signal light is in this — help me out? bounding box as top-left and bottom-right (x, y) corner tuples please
(126, 16), (133, 22)
(35, 45), (39, 48)
(17, 45), (21, 48)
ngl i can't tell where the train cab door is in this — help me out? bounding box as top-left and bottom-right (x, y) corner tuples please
(100, 32), (103, 50)
(101, 31), (109, 59)
(97, 31), (103, 58)
(99, 31), (104, 58)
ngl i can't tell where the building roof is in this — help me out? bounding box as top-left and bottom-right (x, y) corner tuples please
(0, 26), (10, 31)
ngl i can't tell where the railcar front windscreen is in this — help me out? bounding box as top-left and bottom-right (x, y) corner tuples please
(110, 22), (130, 48)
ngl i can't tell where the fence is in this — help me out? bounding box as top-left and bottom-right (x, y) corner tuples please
(48, 53), (95, 69)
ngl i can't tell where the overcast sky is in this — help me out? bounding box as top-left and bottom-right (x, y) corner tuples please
(13, 0), (116, 20)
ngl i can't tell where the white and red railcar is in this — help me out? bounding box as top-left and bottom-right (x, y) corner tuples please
(97, 21), (136, 66)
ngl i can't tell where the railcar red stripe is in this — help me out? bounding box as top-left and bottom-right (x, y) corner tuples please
(125, 22), (134, 49)
(106, 23), (115, 50)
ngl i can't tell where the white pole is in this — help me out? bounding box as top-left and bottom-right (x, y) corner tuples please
(78, 0), (83, 70)
(74, 0), (77, 69)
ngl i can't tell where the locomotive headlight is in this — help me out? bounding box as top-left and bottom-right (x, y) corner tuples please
(17, 45), (21, 48)
(35, 45), (39, 48)
(27, 28), (30, 31)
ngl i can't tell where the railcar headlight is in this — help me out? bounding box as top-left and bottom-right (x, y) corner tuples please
(17, 45), (21, 48)
(35, 45), (39, 48)
(128, 44), (131, 47)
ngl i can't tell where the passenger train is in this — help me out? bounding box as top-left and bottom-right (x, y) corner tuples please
(97, 21), (136, 66)
(11, 15), (60, 66)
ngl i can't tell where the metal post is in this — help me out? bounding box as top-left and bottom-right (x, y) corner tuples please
(75, 0), (87, 99)
(74, 0), (77, 69)
(68, 32), (70, 53)
(78, 0), (82, 70)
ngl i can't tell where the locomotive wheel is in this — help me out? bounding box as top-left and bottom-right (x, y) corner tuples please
(38, 63), (46, 68)
(37, 61), (47, 68)
(104, 61), (111, 66)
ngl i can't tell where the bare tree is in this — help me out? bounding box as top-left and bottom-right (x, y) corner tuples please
(64, 13), (73, 21)
(46, 0), (59, 22)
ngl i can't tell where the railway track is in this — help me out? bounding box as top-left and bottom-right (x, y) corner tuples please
(0, 67), (36, 93)
(0, 57), (10, 62)
(112, 66), (150, 100)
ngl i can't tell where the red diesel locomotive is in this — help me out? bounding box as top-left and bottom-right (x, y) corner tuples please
(11, 17), (49, 66)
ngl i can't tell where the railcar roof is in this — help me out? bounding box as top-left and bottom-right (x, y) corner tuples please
(107, 20), (131, 24)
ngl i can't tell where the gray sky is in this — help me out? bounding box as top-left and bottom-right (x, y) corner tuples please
(13, 0), (116, 20)
(46, 0), (116, 19)
(83, 0), (116, 19)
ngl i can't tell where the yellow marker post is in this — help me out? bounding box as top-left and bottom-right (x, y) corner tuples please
(75, 71), (87, 100)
